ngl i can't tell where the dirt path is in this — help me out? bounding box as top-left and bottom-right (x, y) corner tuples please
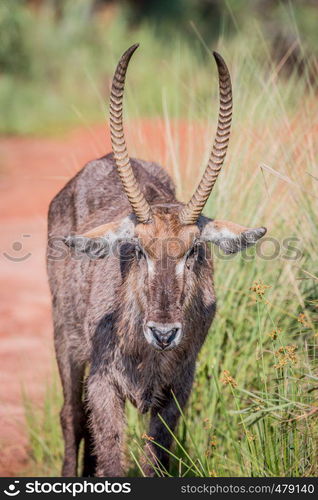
(0, 120), (208, 476)
(0, 124), (115, 476)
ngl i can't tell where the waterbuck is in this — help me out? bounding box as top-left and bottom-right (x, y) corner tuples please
(47, 44), (266, 477)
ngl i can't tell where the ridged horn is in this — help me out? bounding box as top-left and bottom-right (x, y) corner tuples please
(110, 44), (152, 223)
(179, 52), (233, 225)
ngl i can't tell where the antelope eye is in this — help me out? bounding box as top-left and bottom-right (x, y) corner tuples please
(135, 245), (146, 261)
(187, 245), (197, 260)
(185, 245), (197, 268)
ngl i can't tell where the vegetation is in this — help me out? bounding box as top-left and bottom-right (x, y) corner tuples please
(1, 0), (317, 134)
(13, 1), (318, 477)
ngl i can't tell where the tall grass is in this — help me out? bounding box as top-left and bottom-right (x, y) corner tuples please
(0, 0), (214, 134)
(19, 4), (318, 477)
(2, 0), (317, 135)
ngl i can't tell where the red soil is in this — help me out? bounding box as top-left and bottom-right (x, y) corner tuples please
(1, 115), (305, 476)
(0, 120), (208, 476)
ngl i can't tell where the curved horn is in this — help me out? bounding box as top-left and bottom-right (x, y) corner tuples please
(109, 44), (152, 223)
(180, 52), (233, 225)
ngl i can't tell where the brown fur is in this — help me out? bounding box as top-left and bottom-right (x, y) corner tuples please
(47, 153), (264, 477)
(83, 221), (122, 238)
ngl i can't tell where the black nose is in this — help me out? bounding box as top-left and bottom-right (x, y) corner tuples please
(147, 322), (181, 349)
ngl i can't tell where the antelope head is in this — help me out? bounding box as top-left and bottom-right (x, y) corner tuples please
(65, 44), (266, 351)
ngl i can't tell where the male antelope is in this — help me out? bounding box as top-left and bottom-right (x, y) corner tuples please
(47, 44), (266, 477)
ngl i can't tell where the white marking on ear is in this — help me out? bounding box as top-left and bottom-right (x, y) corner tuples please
(146, 257), (155, 275)
(199, 218), (267, 255)
(176, 257), (186, 276)
(63, 215), (137, 258)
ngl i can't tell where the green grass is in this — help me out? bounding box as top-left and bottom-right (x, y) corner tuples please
(0, 0), (213, 135)
(1, 0), (317, 135)
(18, 2), (318, 477)
(23, 377), (63, 477)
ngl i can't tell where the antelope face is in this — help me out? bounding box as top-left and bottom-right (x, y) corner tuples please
(65, 206), (266, 351)
(63, 44), (267, 351)
(135, 207), (200, 350)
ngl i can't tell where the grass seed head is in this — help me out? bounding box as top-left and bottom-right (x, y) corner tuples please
(250, 280), (271, 303)
(274, 344), (298, 368)
(142, 433), (154, 441)
(221, 370), (237, 388)
(268, 328), (282, 340)
(297, 313), (310, 328)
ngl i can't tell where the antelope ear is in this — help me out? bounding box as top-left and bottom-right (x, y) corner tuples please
(63, 216), (136, 259)
(199, 218), (266, 254)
